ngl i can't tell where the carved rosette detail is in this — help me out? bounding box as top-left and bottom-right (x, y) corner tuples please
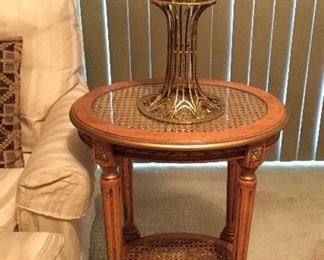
(95, 146), (109, 161)
(241, 143), (266, 169)
(93, 143), (119, 179)
(249, 146), (264, 162)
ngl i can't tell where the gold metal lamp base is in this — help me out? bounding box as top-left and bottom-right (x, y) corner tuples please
(137, 0), (224, 125)
(138, 91), (224, 125)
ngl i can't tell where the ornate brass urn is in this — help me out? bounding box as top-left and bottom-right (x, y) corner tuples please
(137, 0), (224, 124)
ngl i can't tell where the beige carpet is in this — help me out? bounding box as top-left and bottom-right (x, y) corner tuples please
(89, 163), (324, 260)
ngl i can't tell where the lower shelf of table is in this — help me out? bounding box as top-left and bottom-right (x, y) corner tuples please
(124, 233), (233, 260)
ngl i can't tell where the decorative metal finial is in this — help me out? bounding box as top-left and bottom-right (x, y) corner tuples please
(137, 0), (224, 124)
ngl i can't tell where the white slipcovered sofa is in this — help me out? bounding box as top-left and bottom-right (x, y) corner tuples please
(0, 0), (96, 259)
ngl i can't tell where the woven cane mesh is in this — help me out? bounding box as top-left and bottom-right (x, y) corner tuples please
(125, 238), (233, 260)
(92, 84), (267, 133)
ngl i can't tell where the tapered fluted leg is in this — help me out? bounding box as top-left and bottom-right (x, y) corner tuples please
(94, 143), (123, 260)
(101, 176), (123, 260)
(233, 164), (257, 260)
(221, 160), (240, 243)
(119, 157), (140, 242)
(232, 143), (265, 260)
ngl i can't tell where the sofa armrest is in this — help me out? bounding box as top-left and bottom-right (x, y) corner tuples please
(17, 84), (96, 220)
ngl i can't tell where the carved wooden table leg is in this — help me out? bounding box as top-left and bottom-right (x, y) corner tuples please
(233, 163), (257, 260)
(94, 143), (123, 260)
(119, 157), (140, 242)
(221, 160), (240, 243)
(233, 143), (265, 260)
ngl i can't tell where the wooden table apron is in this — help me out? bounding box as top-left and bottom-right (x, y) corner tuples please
(70, 79), (287, 260)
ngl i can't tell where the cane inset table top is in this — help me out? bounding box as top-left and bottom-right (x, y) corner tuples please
(70, 79), (287, 151)
(92, 84), (267, 132)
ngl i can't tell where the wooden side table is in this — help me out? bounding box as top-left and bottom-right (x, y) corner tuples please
(70, 79), (287, 260)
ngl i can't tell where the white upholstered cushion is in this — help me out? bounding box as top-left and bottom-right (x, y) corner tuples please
(0, 168), (23, 232)
(17, 84), (95, 219)
(0, 232), (64, 260)
(0, 0), (84, 151)
(0, 154), (29, 231)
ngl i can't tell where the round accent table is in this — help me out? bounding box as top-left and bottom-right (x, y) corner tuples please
(70, 79), (287, 260)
